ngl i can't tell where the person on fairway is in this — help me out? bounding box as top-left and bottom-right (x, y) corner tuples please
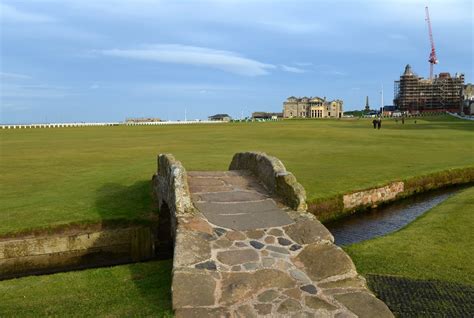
(377, 118), (382, 129)
(372, 119), (377, 129)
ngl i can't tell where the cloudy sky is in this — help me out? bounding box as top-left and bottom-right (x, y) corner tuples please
(1, 0), (472, 123)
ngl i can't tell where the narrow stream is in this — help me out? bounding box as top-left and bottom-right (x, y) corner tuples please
(326, 185), (470, 246)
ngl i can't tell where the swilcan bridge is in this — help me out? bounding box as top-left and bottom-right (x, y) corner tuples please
(153, 152), (393, 317)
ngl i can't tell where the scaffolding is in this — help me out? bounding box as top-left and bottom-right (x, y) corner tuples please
(394, 65), (464, 113)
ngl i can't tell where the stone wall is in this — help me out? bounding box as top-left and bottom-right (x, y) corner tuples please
(154, 154), (195, 216)
(152, 153), (198, 260)
(403, 167), (474, 195)
(343, 182), (405, 210)
(229, 152), (307, 211)
(152, 154), (195, 240)
(0, 226), (156, 280)
(310, 167), (474, 223)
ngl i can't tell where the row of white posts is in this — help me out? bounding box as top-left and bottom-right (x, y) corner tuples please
(1, 120), (226, 129)
(124, 120), (225, 126)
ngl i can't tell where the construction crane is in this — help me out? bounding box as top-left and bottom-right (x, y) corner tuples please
(425, 6), (438, 80)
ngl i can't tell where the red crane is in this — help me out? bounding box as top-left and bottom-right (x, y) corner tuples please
(425, 6), (438, 80)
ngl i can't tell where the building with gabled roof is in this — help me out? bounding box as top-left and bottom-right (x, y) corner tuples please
(208, 114), (231, 122)
(283, 96), (343, 118)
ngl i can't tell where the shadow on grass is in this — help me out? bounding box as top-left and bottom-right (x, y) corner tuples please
(94, 181), (155, 221)
(93, 180), (173, 314)
(125, 259), (174, 316)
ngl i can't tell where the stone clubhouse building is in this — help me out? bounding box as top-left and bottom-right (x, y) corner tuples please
(283, 96), (343, 119)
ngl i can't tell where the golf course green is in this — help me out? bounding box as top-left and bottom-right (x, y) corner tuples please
(1, 116), (473, 235)
(1, 115), (473, 316)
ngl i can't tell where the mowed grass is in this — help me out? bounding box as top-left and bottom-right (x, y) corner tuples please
(0, 260), (173, 317)
(345, 186), (474, 285)
(1, 116), (473, 234)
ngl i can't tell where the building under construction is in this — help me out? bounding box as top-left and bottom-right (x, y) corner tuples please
(394, 64), (464, 113)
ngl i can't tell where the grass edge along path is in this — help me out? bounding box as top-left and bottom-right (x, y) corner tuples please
(345, 186), (474, 285)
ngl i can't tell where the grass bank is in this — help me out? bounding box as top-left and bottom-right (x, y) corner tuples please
(0, 260), (173, 317)
(345, 186), (474, 285)
(1, 115), (473, 235)
(312, 167), (474, 223)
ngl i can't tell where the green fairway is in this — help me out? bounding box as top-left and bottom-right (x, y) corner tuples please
(1, 116), (473, 235)
(1, 187), (472, 317)
(345, 186), (474, 285)
(0, 260), (173, 317)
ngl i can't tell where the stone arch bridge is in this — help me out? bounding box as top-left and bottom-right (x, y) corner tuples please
(152, 152), (393, 318)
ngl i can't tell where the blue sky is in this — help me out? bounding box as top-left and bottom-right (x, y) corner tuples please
(1, 0), (472, 123)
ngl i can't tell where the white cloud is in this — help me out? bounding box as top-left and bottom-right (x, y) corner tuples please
(0, 3), (55, 23)
(42, 25), (104, 41)
(312, 65), (348, 77)
(0, 72), (32, 80)
(388, 34), (408, 40)
(370, 0), (472, 24)
(257, 21), (324, 34)
(294, 62), (313, 67)
(130, 82), (242, 95)
(280, 65), (306, 73)
(0, 71), (68, 99)
(0, 84), (69, 99)
(100, 44), (276, 76)
(0, 103), (31, 112)
(324, 70), (347, 77)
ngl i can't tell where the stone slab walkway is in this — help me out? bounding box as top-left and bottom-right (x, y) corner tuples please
(172, 170), (393, 317)
(189, 171), (293, 230)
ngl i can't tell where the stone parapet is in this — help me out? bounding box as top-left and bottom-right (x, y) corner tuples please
(154, 153), (195, 216)
(152, 154), (195, 244)
(343, 181), (404, 210)
(229, 152), (307, 211)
